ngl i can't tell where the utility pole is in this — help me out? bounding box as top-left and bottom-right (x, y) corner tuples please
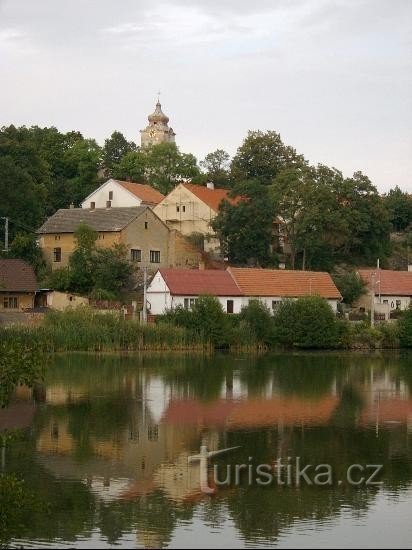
(1, 217), (9, 252)
(142, 267), (148, 324)
(371, 272), (376, 328)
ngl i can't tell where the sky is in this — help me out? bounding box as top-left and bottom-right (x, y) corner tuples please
(0, 0), (411, 192)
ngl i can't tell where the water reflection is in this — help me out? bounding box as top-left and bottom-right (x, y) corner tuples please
(2, 352), (412, 548)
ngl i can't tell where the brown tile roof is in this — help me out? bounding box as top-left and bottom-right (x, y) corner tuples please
(0, 259), (38, 293)
(37, 206), (148, 234)
(159, 268), (242, 296)
(358, 269), (412, 296)
(228, 267), (342, 299)
(182, 183), (241, 212)
(114, 180), (165, 205)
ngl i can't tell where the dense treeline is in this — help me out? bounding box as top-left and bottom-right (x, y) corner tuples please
(1, 125), (411, 274)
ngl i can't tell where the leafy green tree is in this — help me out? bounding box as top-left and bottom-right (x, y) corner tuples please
(383, 186), (412, 232)
(190, 295), (230, 348)
(273, 296), (341, 348)
(213, 180), (276, 266)
(398, 307), (412, 347)
(3, 233), (46, 278)
(111, 150), (147, 182)
(103, 131), (136, 170)
(332, 271), (366, 306)
(68, 225), (98, 294)
(92, 244), (134, 296)
(200, 149), (230, 187)
(145, 143), (200, 194)
(239, 300), (274, 345)
(231, 130), (306, 184)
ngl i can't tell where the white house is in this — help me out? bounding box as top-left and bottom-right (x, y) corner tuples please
(146, 267), (342, 315)
(146, 269), (244, 315)
(357, 268), (412, 313)
(81, 179), (164, 210)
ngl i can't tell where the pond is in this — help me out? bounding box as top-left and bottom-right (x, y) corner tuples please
(1, 352), (412, 548)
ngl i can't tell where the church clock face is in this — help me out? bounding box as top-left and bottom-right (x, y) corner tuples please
(149, 128), (156, 138)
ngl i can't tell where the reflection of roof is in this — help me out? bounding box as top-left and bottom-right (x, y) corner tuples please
(0, 259), (38, 293)
(163, 396), (340, 428)
(358, 269), (412, 297)
(360, 399), (412, 426)
(159, 268), (242, 297)
(0, 401), (36, 430)
(114, 180), (165, 205)
(37, 207), (148, 234)
(182, 183), (241, 212)
(228, 267), (342, 299)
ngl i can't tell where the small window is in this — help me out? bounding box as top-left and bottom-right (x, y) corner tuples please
(383, 299), (388, 305)
(396, 300), (402, 310)
(272, 300), (281, 310)
(148, 425), (159, 442)
(176, 205), (180, 213)
(106, 200), (112, 208)
(131, 249), (142, 262)
(184, 298), (189, 310)
(109, 191), (113, 200)
(227, 300), (234, 314)
(3, 296), (18, 309)
(190, 298), (197, 308)
(182, 205), (186, 213)
(53, 247), (62, 262)
(150, 250), (160, 264)
(90, 202), (95, 209)
(54, 235), (60, 241)
(145, 222), (148, 230)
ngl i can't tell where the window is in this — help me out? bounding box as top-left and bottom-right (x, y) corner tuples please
(144, 222), (148, 230)
(148, 425), (159, 442)
(272, 300), (281, 311)
(3, 296), (18, 309)
(53, 247), (62, 262)
(150, 250), (160, 263)
(106, 200), (111, 208)
(98, 234), (105, 240)
(90, 202), (95, 209)
(396, 300), (402, 310)
(176, 205), (180, 213)
(182, 205), (186, 213)
(109, 191), (113, 200)
(131, 249), (142, 262)
(54, 235), (60, 241)
(227, 299), (234, 314)
(184, 298), (197, 310)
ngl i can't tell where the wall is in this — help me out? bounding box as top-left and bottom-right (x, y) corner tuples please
(81, 180), (141, 209)
(168, 230), (202, 269)
(0, 292), (34, 310)
(46, 291), (90, 311)
(154, 185), (220, 254)
(357, 292), (411, 312)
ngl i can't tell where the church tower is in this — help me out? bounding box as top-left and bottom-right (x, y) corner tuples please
(140, 99), (176, 148)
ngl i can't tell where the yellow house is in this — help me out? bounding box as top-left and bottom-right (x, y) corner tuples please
(154, 182), (241, 254)
(0, 258), (38, 311)
(37, 205), (201, 271)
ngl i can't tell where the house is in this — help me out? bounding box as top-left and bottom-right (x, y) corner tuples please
(0, 258), (38, 310)
(37, 206), (202, 271)
(146, 267), (341, 315)
(154, 182), (241, 254)
(357, 268), (412, 314)
(146, 268), (243, 314)
(228, 267), (342, 313)
(81, 179), (164, 209)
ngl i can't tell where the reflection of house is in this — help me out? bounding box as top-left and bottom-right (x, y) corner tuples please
(37, 206), (201, 271)
(147, 267), (342, 315)
(81, 179), (164, 210)
(357, 268), (412, 313)
(0, 259), (38, 311)
(154, 182), (241, 254)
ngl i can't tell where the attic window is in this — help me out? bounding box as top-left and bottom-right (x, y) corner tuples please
(90, 202), (95, 209)
(109, 191), (113, 200)
(145, 222), (148, 229)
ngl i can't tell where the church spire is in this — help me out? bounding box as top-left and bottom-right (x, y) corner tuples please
(140, 97), (176, 148)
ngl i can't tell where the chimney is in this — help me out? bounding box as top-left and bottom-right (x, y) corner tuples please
(278, 262), (286, 270)
(206, 182), (215, 190)
(408, 265), (412, 272)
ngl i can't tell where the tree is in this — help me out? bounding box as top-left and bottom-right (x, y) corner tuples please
(399, 307), (412, 348)
(200, 149), (230, 187)
(273, 296), (341, 349)
(190, 295), (230, 348)
(103, 131), (136, 170)
(92, 244), (133, 297)
(5, 233), (46, 278)
(112, 150), (147, 182)
(68, 225), (97, 294)
(230, 130), (306, 184)
(212, 180), (276, 266)
(239, 300), (274, 345)
(332, 271), (367, 306)
(383, 186), (412, 232)
(145, 143), (200, 194)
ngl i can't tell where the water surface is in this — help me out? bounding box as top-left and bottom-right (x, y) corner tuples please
(2, 352), (412, 548)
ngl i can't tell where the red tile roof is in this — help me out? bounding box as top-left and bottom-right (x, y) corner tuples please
(159, 268), (242, 296)
(0, 259), (38, 293)
(115, 180), (165, 205)
(182, 183), (241, 212)
(358, 269), (412, 296)
(228, 267), (342, 299)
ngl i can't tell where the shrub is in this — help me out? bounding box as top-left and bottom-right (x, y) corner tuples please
(273, 296), (341, 349)
(399, 308), (412, 347)
(239, 300), (275, 346)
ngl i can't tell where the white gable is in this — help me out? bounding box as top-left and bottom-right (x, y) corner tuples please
(81, 179), (142, 209)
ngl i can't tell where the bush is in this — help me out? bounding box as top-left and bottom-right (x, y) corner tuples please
(273, 296), (341, 349)
(399, 308), (412, 347)
(239, 300), (275, 346)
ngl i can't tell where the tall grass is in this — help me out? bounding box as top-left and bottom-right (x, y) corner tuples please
(0, 309), (210, 353)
